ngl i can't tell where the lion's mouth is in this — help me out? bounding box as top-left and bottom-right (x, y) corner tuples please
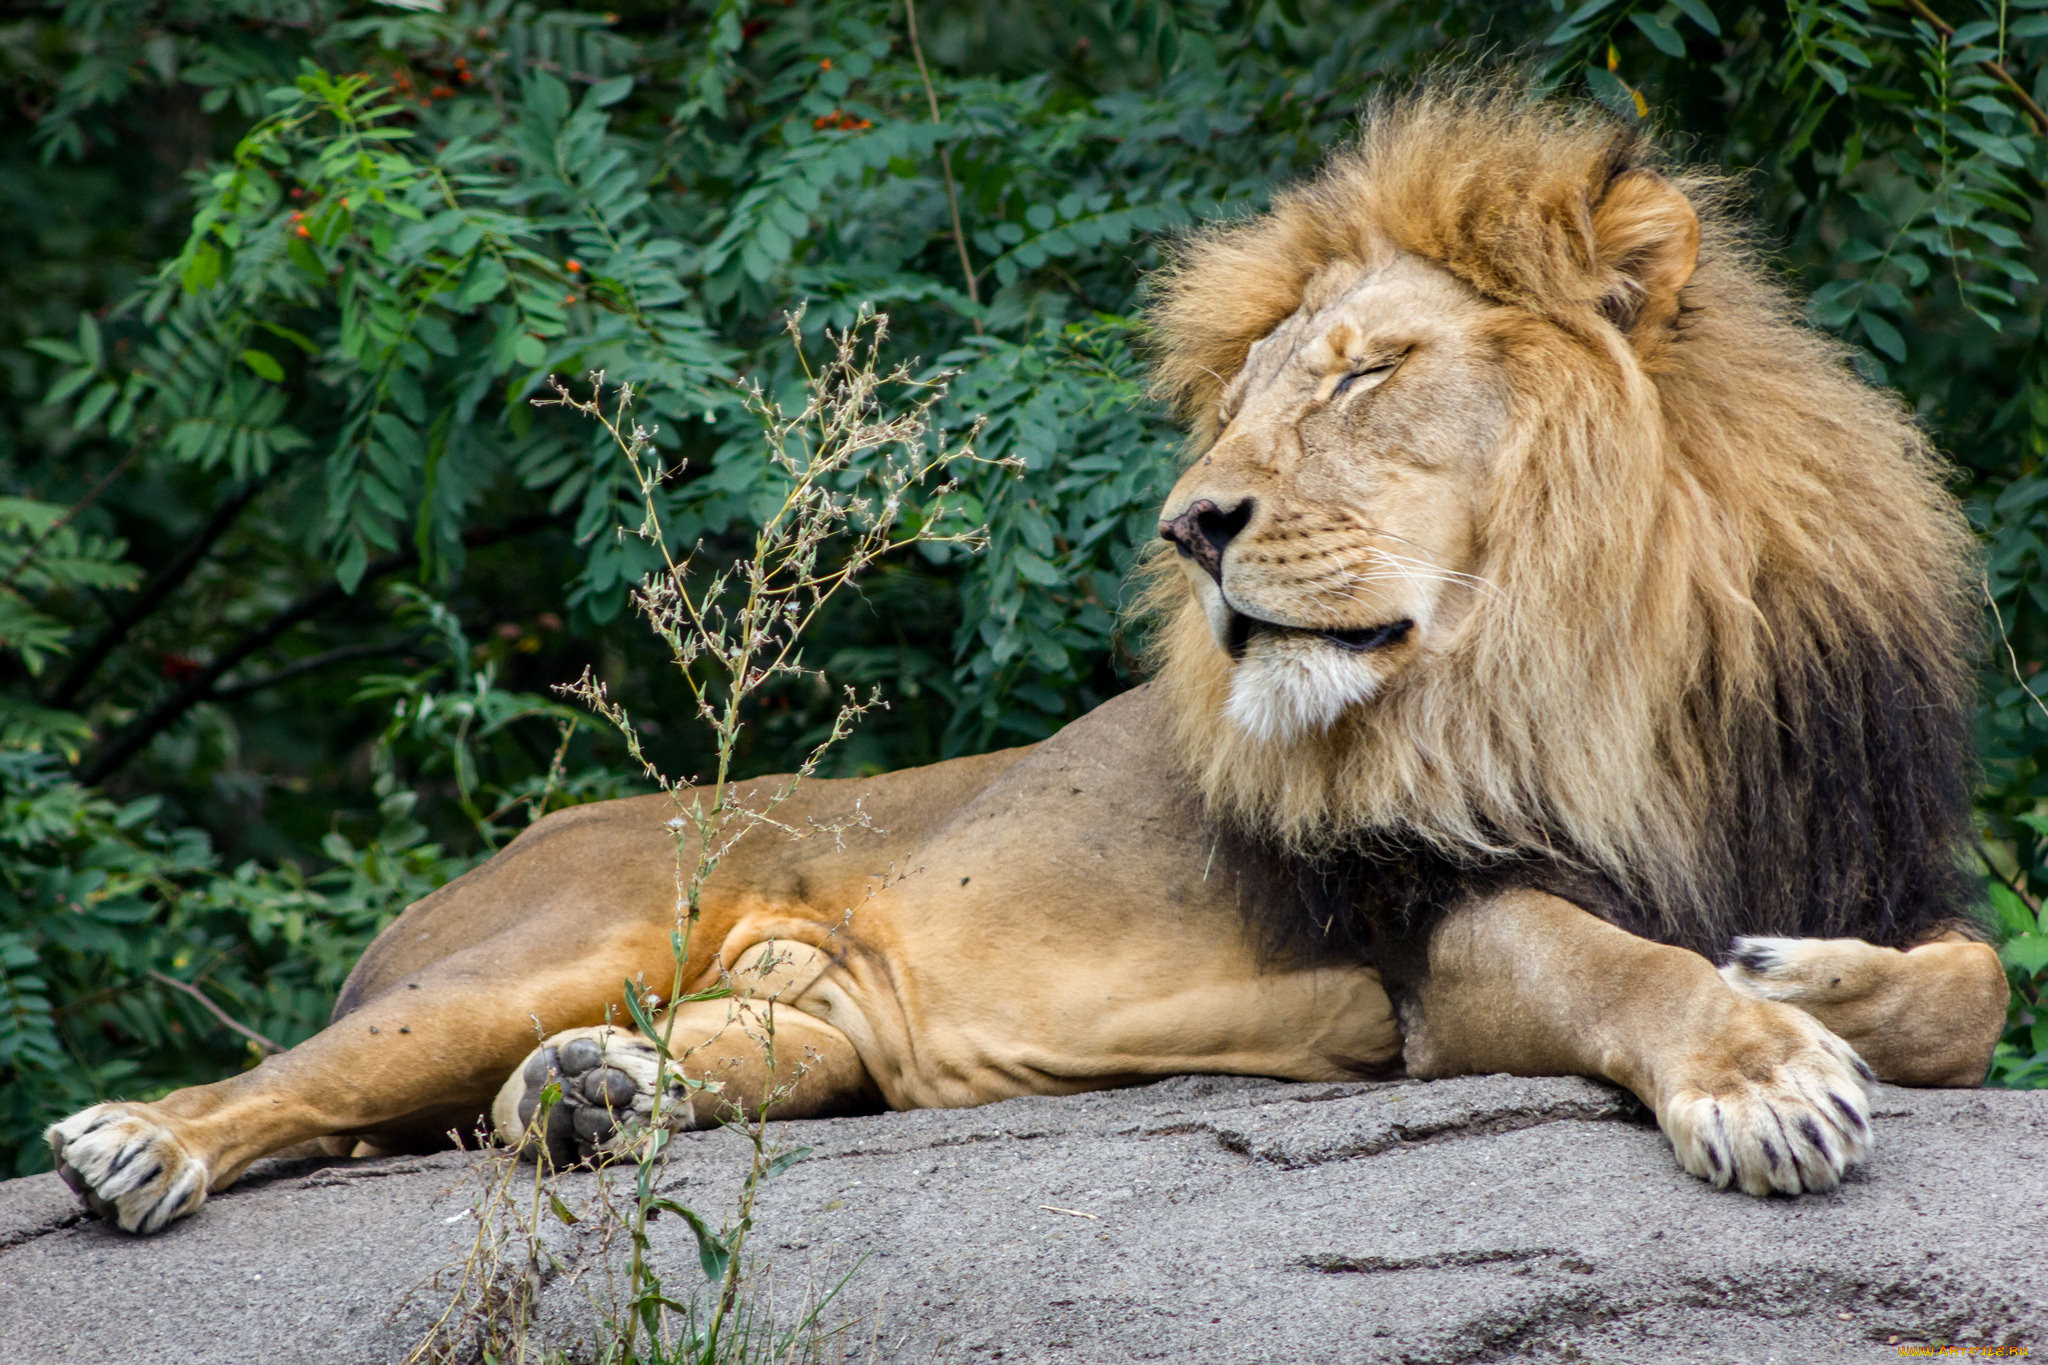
(1225, 612), (1414, 660)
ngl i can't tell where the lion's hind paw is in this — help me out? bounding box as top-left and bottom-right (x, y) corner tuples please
(492, 1026), (691, 1166)
(46, 1104), (210, 1234)
(1659, 1011), (1873, 1197)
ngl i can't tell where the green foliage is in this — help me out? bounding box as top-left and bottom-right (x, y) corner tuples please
(0, 491), (140, 708)
(1988, 820), (2048, 1087)
(5, 0), (2048, 1180)
(0, 744), (465, 1173)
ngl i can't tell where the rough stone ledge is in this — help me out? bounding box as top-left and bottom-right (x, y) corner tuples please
(3, 1075), (2042, 1364)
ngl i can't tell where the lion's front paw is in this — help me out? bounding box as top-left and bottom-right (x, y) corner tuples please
(46, 1104), (211, 1234)
(1656, 1002), (1874, 1196)
(491, 1026), (693, 1165)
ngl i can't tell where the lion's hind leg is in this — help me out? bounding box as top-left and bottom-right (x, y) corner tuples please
(1720, 931), (2007, 1087)
(492, 980), (876, 1166)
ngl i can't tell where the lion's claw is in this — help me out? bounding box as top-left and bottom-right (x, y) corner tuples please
(1657, 1008), (1873, 1196)
(46, 1104), (211, 1234)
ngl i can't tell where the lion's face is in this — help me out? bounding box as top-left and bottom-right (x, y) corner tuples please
(1144, 91), (1974, 895)
(1158, 253), (1508, 743)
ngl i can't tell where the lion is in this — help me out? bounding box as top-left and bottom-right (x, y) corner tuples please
(49, 86), (2010, 1235)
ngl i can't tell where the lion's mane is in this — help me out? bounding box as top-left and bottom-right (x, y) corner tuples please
(1143, 86), (1980, 957)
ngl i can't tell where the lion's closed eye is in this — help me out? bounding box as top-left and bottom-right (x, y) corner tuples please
(1331, 354), (1404, 400)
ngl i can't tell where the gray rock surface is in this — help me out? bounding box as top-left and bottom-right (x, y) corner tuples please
(3, 1075), (2043, 1364)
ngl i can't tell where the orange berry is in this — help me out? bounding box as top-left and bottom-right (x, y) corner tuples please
(819, 57), (832, 69)
(431, 84), (455, 98)
(564, 294), (578, 306)
(565, 259), (583, 273)
(289, 210), (305, 222)
(295, 225), (311, 238)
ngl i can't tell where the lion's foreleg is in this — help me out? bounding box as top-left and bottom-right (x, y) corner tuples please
(1391, 889), (1874, 1196)
(1719, 930), (2007, 1086)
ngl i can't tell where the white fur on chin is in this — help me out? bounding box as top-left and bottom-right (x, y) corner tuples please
(1224, 634), (1379, 742)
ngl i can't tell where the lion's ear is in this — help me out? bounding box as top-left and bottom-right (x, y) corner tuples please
(1589, 168), (1698, 345)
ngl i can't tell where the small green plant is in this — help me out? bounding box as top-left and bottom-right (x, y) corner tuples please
(1986, 838), (2048, 1089)
(408, 306), (1001, 1363)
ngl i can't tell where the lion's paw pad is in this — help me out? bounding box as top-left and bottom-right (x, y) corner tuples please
(498, 1027), (678, 1164)
(1659, 1020), (1873, 1197)
(46, 1104), (210, 1234)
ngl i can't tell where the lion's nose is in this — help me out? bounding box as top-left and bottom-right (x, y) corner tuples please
(1160, 498), (1254, 584)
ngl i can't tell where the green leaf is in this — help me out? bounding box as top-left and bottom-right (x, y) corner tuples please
(45, 365), (98, 406)
(524, 69), (571, 128)
(1858, 311), (1907, 362)
(1988, 882), (2041, 938)
(548, 1192), (579, 1225)
(1014, 551), (1062, 586)
(457, 259), (509, 309)
(672, 1203), (730, 1284)
(1629, 11), (1687, 57)
(620, 978), (668, 1052)
(335, 535), (369, 593)
(255, 321), (319, 354)
(1669, 0), (1721, 36)
(1584, 66), (1643, 119)
(24, 338), (79, 365)
(761, 1145), (814, 1180)
(1545, 0), (1620, 45)
(2001, 935), (2048, 977)
(73, 381), (117, 431)
(584, 75), (634, 109)
(241, 350), (285, 383)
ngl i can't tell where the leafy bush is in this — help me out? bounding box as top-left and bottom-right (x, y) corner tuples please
(6, 0), (2048, 1172)
(0, 745), (464, 1170)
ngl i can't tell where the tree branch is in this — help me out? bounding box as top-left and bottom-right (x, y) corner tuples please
(1891, 0), (2048, 135)
(74, 513), (550, 787)
(1978, 844), (2041, 913)
(904, 0), (983, 332)
(146, 970), (284, 1055)
(48, 480), (265, 709)
(207, 640), (415, 703)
